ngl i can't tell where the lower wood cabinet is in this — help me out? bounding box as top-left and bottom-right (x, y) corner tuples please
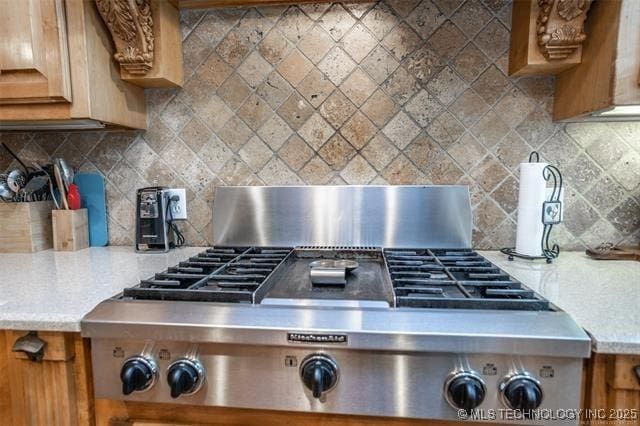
(583, 353), (640, 425)
(0, 330), (94, 426)
(95, 399), (481, 426)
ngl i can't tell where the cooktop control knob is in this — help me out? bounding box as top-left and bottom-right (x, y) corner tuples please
(120, 355), (158, 395)
(500, 374), (543, 411)
(300, 354), (339, 398)
(167, 358), (205, 398)
(445, 372), (486, 413)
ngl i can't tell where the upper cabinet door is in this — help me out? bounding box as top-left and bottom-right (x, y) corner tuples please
(0, 0), (72, 104)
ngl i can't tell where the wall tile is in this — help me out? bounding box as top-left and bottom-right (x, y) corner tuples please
(406, 0), (446, 39)
(3, 0), (638, 250)
(361, 89), (398, 128)
(298, 25), (334, 63)
(340, 111), (377, 149)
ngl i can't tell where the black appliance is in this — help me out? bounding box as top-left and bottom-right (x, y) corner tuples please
(135, 187), (174, 252)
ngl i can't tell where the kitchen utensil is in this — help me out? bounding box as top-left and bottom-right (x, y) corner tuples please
(586, 243), (640, 261)
(21, 175), (48, 193)
(7, 169), (26, 193)
(53, 164), (69, 210)
(67, 183), (81, 210)
(32, 163), (60, 209)
(57, 158), (74, 189)
(0, 175), (13, 201)
(75, 172), (108, 246)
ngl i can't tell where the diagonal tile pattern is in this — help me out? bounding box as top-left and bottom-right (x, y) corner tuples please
(1, 0), (639, 250)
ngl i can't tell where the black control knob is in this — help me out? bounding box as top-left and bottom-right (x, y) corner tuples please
(300, 355), (338, 398)
(446, 373), (486, 413)
(120, 356), (157, 395)
(502, 376), (543, 411)
(167, 359), (205, 398)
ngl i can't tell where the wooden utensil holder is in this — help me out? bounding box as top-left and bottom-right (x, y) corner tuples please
(52, 209), (89, 251)
(0, 201), (54, 252)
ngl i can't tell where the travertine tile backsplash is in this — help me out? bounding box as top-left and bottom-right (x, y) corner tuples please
(1, 0), (639, 249)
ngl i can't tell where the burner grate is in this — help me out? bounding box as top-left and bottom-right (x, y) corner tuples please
(385, 249), (551, 311)
(123, 247), (292, 303)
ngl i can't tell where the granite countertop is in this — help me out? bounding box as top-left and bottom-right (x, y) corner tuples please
(0, 246), (202, 332)
(0, 247), (638, 355)
(480, 251), (640, 355)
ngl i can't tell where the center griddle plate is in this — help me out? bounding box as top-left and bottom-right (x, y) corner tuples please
(261, 247), (394, 305)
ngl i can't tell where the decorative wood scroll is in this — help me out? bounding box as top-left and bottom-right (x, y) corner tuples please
(536, 0), (593, 60)
(94, 0), (154, 75)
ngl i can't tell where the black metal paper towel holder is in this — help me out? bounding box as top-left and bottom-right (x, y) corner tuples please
(500, 151), (563, 264)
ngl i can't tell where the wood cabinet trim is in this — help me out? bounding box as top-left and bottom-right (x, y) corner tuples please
(536, 0), (593, 61)
(94, 0), (155, 76)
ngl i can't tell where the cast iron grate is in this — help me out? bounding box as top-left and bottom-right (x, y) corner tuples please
(122, 247), (293, 304)
(385, 248), (551, 311)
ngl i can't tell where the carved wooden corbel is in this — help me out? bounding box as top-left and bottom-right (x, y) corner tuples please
(95, 0), (154, 75)
(536, 0), (593, 60)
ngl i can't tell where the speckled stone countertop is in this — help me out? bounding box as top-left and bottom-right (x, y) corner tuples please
(0, 246), (202, 332)
(480, 251), (640, 355)
(0, 248), (638, 354)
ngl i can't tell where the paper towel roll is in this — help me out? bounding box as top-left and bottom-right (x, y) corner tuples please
(515, 162), (548, 256)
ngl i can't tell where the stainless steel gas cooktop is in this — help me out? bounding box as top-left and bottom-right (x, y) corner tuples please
(120, 246), (552, 311)
(82, 186), (590, 425)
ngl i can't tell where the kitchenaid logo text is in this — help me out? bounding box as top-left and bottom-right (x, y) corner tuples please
(287, 333), (348, 344)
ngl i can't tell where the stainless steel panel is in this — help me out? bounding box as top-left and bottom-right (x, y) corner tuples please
(212, 185), (472, 249)
(91, 339), (584, 425)
(261, 298), (390, 308)
(82, 300), (591, 358)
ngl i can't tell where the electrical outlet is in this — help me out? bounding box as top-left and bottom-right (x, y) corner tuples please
(166, 188), (187, 220)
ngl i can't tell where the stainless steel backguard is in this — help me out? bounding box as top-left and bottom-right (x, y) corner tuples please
(212, 185), (473, 249)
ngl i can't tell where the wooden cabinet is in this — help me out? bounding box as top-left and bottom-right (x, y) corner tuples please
(0, 330), (94, 426)
(0, 0), (146, 129)
(95, 400), (479, 426)
(554, 0), (640, 121)
(0, 0), (72, 104)
(583, 353), (640, 425)
(509, 0), (640, 121)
